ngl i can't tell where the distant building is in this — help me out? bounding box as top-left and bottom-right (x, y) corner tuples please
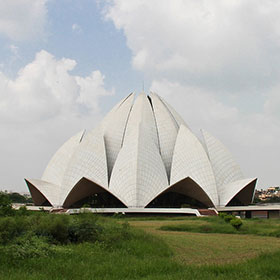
(25, 93), (257, 210)
(255, 186), (280, 201)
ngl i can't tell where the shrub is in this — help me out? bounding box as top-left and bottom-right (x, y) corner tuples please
(0, 193), (15, 217)
(224, 215), (235, 223)
(112, 212), (126, 219)
(68, 214), (102, 243)
(5, 234), (54, 260)
(218, 212), (227, 219)
(230, 218), (243, 230)
(33, 215), (70, 244)
(48, 216), (69, 244)
(0, 216), (28, 244)
(16, 206), (30, 216)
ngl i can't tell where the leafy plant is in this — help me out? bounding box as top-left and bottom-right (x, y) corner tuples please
(5, 234), (53, 260)
(224, 215), (235, 223)
(230, 218), (243, 230)
(16, 206), (30, 216)
(0, 192), (15, 217)
(218, 212), (227, 219)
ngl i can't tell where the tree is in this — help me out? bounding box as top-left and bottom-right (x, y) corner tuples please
(0, 192), (15, 216)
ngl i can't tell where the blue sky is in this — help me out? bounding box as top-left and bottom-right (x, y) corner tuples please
(0, 1), (145, 107)
(1, 0), (280, 192)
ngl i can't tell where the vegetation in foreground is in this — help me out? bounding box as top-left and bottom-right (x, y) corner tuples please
(1, 193), (280, 279)
(0, 213), (280, 279)
(159, 214), (280, 237)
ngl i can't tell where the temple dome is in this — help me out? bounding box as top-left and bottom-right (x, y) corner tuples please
(25, 92), (257, 209)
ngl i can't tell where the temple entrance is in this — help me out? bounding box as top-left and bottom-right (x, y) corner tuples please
(63, 177), (127, 208)
(146, 191), (208, 208)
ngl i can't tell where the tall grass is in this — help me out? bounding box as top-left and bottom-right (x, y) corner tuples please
(1, 213), (280, 279)
(0, 221), (280, 279)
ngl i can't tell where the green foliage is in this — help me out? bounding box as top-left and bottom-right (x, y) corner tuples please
(31, 213), (102, 244)
(0, 216), (27, 244)
(0, 212), (134, 247)
(68, 214), (102, 243)
(4, 234), (54, 260)
(0, 192), (15, 216)
(1, 215), (280, 279)
(218, 212), (227, 219)
(0, 218), (280, 279)
(224, 214), (235, 223)
(47, 215), (70, 244)
(112, 212), (126, 219)
(160, 219), (236, 235)
(159, 215), (280, 238)
(0, 192), (33, 204)
(230, 218), (243, 230)
(16, 206), (30, 216)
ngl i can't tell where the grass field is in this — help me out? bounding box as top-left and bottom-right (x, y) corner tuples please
(1, 214), (280, 279)
(128, 217), (280, 265)
(157, 216), (280, 237)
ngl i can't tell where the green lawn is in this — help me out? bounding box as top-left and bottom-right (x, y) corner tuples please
(1, 214), (280, 279)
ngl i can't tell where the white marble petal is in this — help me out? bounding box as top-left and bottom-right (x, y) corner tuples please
(171, 125), (218, 206)
(201, 130), (244, 190)
(154, 93), (189, 128)
(149, 92), (179, 181)
(42, 130), (84, 186)
(60, 127), (108, 204)
(103, 93), (134, 180)
(110, 117), (168, 207)
(219, 178), (257, 206)
(25, 178), (60, 207)
(123, 93), (159, 148)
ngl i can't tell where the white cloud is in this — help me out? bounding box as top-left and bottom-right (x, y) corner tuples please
(0, 50), (114, 192)
(105, 0), (280, 91)
(0, 50), (113, 122)
(0, 0), (48, 41)
(9, 45), (19, 56)
(105, 1), (280, 188)
(72, 23), (82, 33)
(150, 79), (280, 189)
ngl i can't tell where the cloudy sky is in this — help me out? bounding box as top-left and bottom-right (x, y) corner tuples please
(1, 0), (279, 192)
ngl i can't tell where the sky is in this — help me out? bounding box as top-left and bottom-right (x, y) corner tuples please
(0, 0), (280, 193)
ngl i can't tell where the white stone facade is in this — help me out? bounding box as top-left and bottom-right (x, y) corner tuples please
(25, 92), (257, 208)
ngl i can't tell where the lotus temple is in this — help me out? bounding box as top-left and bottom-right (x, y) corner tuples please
(25, 92), (257, 214)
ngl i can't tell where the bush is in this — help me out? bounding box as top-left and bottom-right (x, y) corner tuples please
(48, 216), (69, 244)
(32, 214), (69, 244)
(230, 218), (243, 230)
(224, 215), (235, 223)
(5, 234), (54, 260)
(0, 212), (136, 252)
(0, 216), (27, 244)
(33, 213), (103, 244)
(16, 206), (30, 216)
(0, 193), (15, 217)
(112, 212), (126, 219)
(68, 214), (102, 243)
(218, 212), (227, 219)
